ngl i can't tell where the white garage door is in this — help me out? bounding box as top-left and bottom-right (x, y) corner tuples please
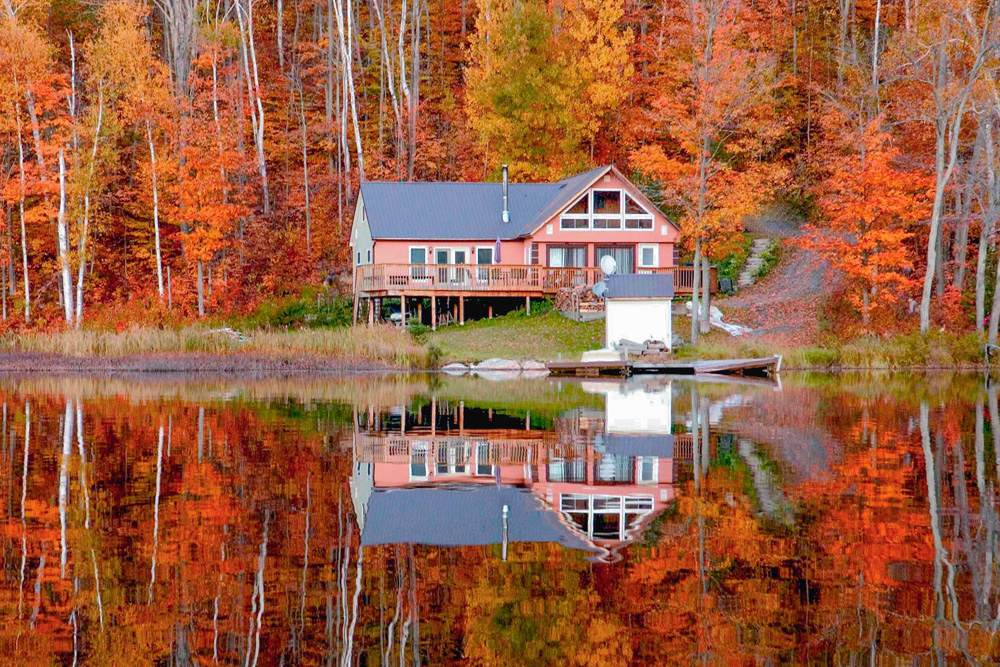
(605, 300), (672, 350)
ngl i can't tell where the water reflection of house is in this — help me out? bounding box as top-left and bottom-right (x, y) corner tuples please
(350, 381), (681, 560)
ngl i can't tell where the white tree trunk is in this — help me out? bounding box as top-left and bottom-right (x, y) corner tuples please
(236, 0), (271, 213)
(332, 0), (366, 179)
(145, 121), (165, 299)
(13, 103), (29, 324)
(76, 93), (104, 328)
(57, 150), (75, 324)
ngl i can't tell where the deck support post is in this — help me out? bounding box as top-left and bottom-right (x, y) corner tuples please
(352, 293), (360, 325)
(452, 299), (458, 323)
(431, 295), (437, 330)
(526, 296), (531, 315)
(488, 304), (493, 319)
(418, 300), (423, 324)
(459, 296), (465, 325)
(368, 298), (374, 326)
(401, 296), (407, 328)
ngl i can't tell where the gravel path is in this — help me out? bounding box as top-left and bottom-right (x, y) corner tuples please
(717, 207), (839, 345)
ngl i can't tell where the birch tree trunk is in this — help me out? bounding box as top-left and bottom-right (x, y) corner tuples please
(13, 103), (29, 324)
(976, 119), (997, 334)
(57, 150), (75, 324)
(298, 79), (312, 251)
(76, 92), (104, 328)
(145, 120), (165, 299)
(236, 0), (271, 213)
(332, 0), (366, 179)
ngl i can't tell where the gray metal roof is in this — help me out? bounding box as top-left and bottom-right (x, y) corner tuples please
(359, 486), (595, 551)
(360, 166), (611, 241)
(605, 274), (675, 299)
(603, 434), (674, 458)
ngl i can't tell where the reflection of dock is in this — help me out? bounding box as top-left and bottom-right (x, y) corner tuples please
(547, 356), (781, 378)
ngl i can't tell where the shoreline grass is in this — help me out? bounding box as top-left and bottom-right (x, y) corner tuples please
(0, 313), (994, 374)
(0, 325), (428, 369)
(674, 329), (987, 370)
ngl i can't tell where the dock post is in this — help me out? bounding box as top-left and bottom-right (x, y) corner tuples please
(431, 295), (437, 330)
(525, 296), (531, 315)
(459, 296), (465, 325)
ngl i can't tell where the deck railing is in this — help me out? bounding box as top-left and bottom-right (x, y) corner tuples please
(355, 264), (716, 295)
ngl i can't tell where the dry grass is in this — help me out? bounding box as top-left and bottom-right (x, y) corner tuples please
(674, 329), (986, 370)
(0, 325), (428, 368)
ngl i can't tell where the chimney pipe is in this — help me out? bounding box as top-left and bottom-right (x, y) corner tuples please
(501, 164), (509, 223)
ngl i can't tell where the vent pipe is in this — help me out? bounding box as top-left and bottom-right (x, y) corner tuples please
(502, 164), (510, 223)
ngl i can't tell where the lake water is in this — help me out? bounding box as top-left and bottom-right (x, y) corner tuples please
(0, 372), (996, 664)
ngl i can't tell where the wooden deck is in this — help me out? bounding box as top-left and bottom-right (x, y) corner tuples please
(354, 263), (716, 297)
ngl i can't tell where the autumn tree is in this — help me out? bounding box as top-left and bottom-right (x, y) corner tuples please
(630, 0), (790, 342)
(465, 0), (632, 180)
(803, 123), (930, 329)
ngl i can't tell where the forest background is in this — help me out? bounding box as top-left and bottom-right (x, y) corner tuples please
(3, 0), (1000, 347)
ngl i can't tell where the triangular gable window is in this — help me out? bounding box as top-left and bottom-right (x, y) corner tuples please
(625, 194), (648, 215)
(566, 195), (590, 215)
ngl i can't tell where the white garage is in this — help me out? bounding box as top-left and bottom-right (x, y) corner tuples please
(604, 274), (674, 351)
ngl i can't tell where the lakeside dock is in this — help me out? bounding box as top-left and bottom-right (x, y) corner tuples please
(546, 356), (782, 378)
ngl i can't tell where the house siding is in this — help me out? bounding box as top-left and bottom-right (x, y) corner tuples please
(526, 172), (679, 270)
(350, 193), (375, 279)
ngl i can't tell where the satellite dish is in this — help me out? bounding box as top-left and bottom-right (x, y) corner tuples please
(593, 281), (607, 298)
(600, 255), (617, 276)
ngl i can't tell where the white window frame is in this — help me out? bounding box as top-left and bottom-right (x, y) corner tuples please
(409, 246), (430, 281)
(409, 442), (429, 481)
(638, 244), (659, 269)
(558, 189), (657, 233)
(624, 192), (654, 230)
(637, 457), (658, 484)
(560, 193), (591, 230)
(475, 246), (494, 283)
(559, 493), (656, 540)
(474, 441), (495, 477)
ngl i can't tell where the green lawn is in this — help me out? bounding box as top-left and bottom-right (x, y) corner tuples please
(424, 307), (604, 363)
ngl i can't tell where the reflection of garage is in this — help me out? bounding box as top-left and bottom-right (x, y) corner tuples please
(604, 274), (674, 351)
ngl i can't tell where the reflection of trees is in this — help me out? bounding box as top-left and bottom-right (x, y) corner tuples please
(3, 380), (1000, 664)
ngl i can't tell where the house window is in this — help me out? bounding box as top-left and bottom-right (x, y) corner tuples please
(593, 217), (622, 230)
(638, 244), (659, 268)
(624, 194), (654, 229)
(596, 245), (635, 274)
(560, 194), (590, 229)
(357, 252), (361, 265)
(410, 246), (429, 280)
(529, 243), (539, 265)
(638, 458), (658, 484)
(410, 443), (429, 481)
(548, 245), (587, 268)
(366, 249), (371, 263)
(593, 190), (621, 215)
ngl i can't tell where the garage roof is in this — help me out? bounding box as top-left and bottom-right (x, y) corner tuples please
(605, 274), (675, 299)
